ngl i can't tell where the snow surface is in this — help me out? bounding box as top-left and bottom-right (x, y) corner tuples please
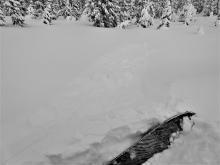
(0, 16), (219, 165)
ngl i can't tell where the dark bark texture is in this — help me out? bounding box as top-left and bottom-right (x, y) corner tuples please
(105, 111), (196, 165)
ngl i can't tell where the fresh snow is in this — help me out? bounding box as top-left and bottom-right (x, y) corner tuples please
(0, 16), (219, 165)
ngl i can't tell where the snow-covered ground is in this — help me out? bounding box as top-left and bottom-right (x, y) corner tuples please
(0, 16), (219, 165)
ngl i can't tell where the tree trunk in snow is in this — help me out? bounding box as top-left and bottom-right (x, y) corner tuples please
(106, 111), (196, 165)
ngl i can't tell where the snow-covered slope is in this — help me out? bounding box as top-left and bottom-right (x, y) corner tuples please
(1, 16), (219, 165)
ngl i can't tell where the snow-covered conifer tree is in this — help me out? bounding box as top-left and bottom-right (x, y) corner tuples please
(85, 0), (120, 28)
(118, 0), (130, 22)
(0, 6), (6, 25)
(157, 0), (172, 29)
(43, 0), (53, 24)
(118, 0), (150, 28)
(4, 0), (25, 26)
(57, 0), (83, 20)
(129, 0), (141, 23)
(117, 0), (134, 29)
(33, 0), (45, 19)
(171, 0), (183, 14)
(27, 0), (34, 17)
(72, 0), (86, 20)
(151, 0), (167, 19)
(192, 0), (205, 14)
(128, 0), (149, 24)
(139, 1), (155, 28)
(58, 0), (73, 19)
(183, 0), (196, 25)
(203, 0), (217, 16)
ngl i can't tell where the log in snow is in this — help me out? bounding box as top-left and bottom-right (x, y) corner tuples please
(106, 111), (196, 165)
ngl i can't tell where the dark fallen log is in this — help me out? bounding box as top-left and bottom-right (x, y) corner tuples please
(105, 111), (196, 165)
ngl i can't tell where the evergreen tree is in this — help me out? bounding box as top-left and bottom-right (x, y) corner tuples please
(118, 0), (130, 22)
(157, 0), (172, 29)
(58, 0), (73, 19)
(170, 0), (206, 15)
(43, 0), (53, 24)
(151, 0), (167, 18)
(27, 0), (34, 16)
(58, 0), (85, 20)
(191, 0), (205, 14)
(33, 0), (45, 19)
(203, 0), (218, 16)
(4, 0), (25, 26)
(117, 0), (133, 29)
(0, 6), (6, 25)
(129, 0), (143, 23)
(139, 1), (155, 28)
(171, 0), (185, 14)
(19, 0), (27, 15)
(182, 0), (196, 25)
(85, 0), (120, 28)
(118, 0), (148, 26)
(72, 0), (86, 20)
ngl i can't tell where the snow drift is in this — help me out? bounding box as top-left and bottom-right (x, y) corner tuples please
(1, 16), (219, 165)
